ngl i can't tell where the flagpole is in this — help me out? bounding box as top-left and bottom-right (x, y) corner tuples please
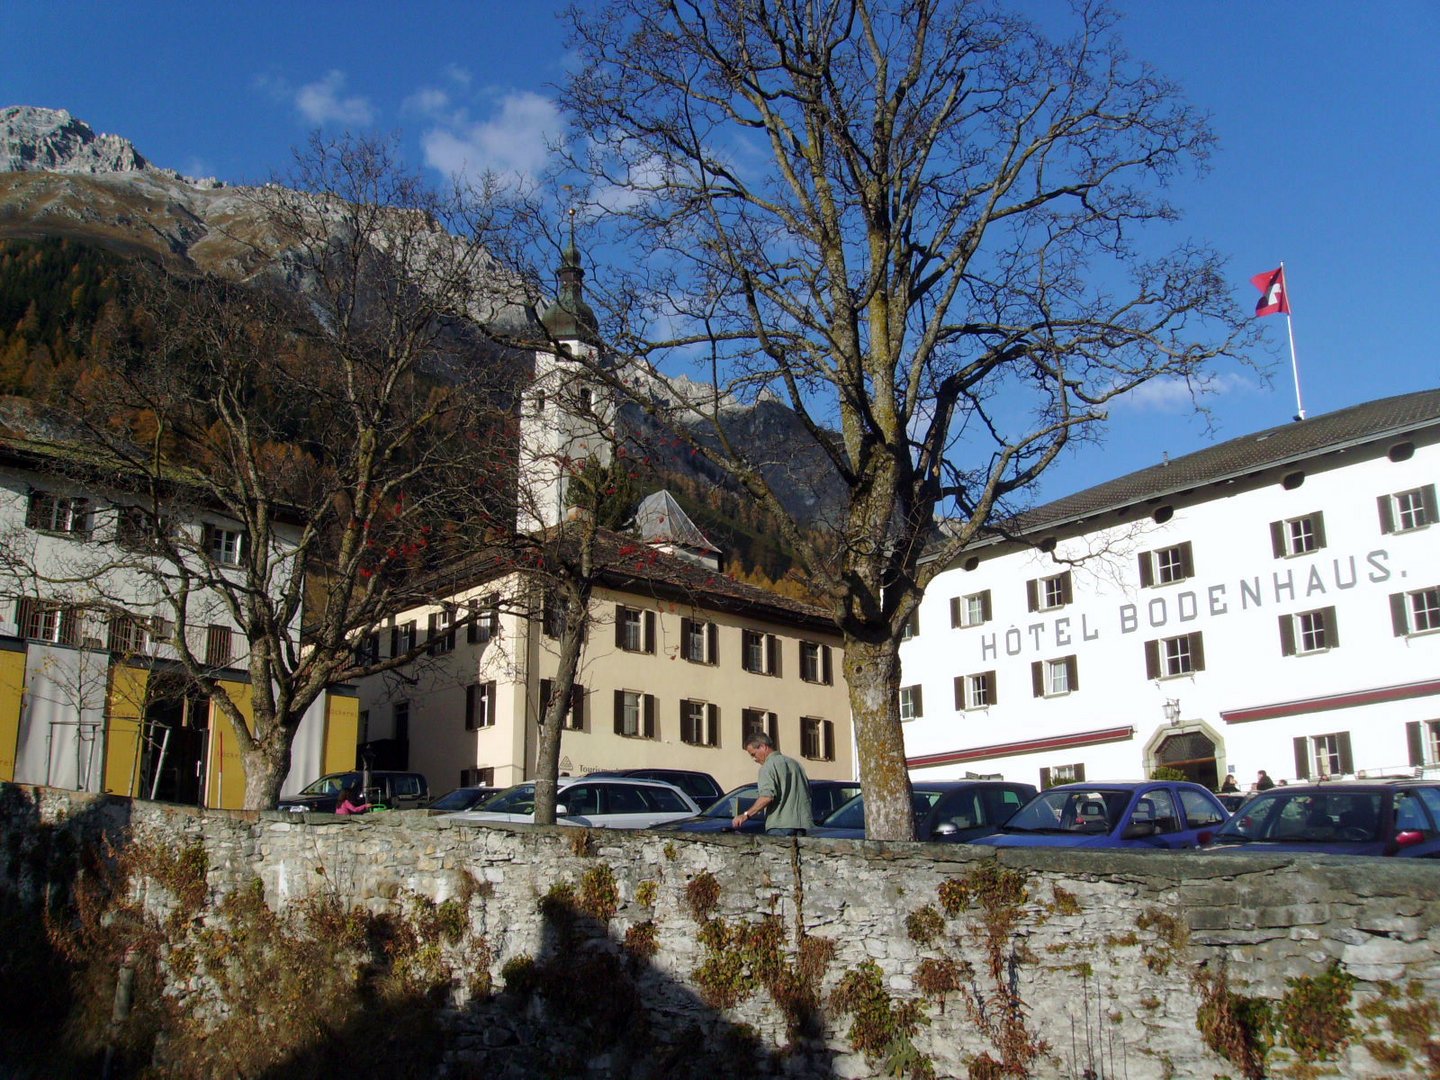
(1282, 261), (1305, 421)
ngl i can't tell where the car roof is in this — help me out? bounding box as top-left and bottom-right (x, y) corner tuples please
(1245, 780), (1432, 794)
(912, 780), (1033, 791)
(1041, 780), (1205, 792)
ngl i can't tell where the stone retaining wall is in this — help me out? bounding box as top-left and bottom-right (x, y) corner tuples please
(3, 783), (1438, 1078)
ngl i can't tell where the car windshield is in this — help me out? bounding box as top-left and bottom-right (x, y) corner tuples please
(1005, 790), (1131, 833)
(699, 786), (761, 819)
(472, 784), (537, 815)
(429, 788), (488, 812)
(1215, 791), (1385, 843)
(300, 773), (357, 796)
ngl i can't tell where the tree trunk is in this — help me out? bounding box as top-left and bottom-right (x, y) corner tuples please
(842, 635), (915, 841)
(532, 584), (588, 826)
(240, 733), (293, 811)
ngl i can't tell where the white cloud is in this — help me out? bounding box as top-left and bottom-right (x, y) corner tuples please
(1111, 372), (1258, 413)
(295, 70), (374, 127)
(420, 91), (563, 185)
(403, 88), (452, 118)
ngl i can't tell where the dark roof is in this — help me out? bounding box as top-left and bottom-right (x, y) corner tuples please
(430, 524), (837, 635)
(955, 388), (1440, 551)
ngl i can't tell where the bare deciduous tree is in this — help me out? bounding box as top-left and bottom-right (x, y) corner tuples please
(560, 0), (1261, 838)
(56, 134), (529, 809)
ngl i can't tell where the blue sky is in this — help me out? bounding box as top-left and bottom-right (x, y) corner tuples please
(6, 1), (1438, 502)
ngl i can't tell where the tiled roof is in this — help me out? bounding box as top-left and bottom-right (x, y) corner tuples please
(961, 388), (1440, 547)
(429, 524), (836, 634)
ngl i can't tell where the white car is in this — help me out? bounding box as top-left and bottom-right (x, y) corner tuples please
(441, 775), (700, 829)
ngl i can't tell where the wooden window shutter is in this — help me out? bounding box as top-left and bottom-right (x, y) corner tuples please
(427, 612), (439, 655)
(644, 610), (656, 654)
(981, 590), (992, 621)
(1030, 661), (1044, 698)
(1065, 656), (1079, 692)
(911, 686), (923, 719)
(15, 597), (34, 637)
(707, 621), (718, 664)
(613, 690), (625, 734)
(823, 720), (834, 761)
(1323, 606), (1339, 648)
(1293, 736), (1310, 780)
(1407, 721), (1425, 767)
(59, 607), (79, 647)
(1179, 543), (1194, 579)
(466, 685), (478, 730)
(949, 597), (961, 627)
(1312, 512), (1327, 548)
(954, 676), (965, 711)
(1138, 552), (1155, 588)
(1278, 615), (1296, 656)
(1189, 632), (1206, 672)
(615, 606), (626, 648)
(570, 684), (585, 728)
(643, 694), (657, 739)
(678, 698), (689, 741)
(821, 644), (832, 685)
(1377, 494), (1396, 534)
(1144, 640), (1160, 680)
(1026, 578), (1039, 612)
(1060, 571), (1073, 604)
(680, 617), (692, 656)
(707, 703), (719, 745)
(1423, 484), (1440, 524)
(1391, 593), (1410, 636)
(987, 671), (998, 706)
(1337, 732), (1354, 775)
(538, 679), (553, 725)
(767, 711), (779, 748)
(468, 606), (479, 644)
(766, 634), (779, 676)
(1269, 520), (1286, 557)
(1040, 767), (1051, 789)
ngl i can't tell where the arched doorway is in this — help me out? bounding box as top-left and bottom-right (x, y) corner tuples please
(1152, 728), (1219, 791)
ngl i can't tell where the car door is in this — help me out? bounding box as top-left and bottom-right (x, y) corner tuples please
(1116, 788), (1190, 848)
(556, 783), (603, 826)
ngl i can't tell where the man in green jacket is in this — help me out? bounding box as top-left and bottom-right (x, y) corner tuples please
(732, 732), (813, 836)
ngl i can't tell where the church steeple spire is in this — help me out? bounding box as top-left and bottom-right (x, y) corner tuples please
(540, 207), (599, 344)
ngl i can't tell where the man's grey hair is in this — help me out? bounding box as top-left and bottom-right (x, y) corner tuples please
(743, 731), (775, 751)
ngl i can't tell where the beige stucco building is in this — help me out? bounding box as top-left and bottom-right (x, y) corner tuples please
(354, 528), (855, 795)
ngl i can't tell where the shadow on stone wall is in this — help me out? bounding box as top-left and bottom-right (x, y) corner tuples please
(0, 789), (838, 1080)
(0, 784), (134, 1078)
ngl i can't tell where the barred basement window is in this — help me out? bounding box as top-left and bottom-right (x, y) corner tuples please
(205, 624), (233, 667)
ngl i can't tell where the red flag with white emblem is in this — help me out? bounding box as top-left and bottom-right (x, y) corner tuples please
(1251, 266), (1291, 317)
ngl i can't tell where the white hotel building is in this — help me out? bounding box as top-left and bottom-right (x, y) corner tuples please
(899, 389), (1440, 790)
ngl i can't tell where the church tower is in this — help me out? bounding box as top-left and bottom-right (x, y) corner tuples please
(516, 216), (613, 531)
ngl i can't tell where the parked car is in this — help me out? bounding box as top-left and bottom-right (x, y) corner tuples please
(582, 768), (725, 806)
(1200, 780), (1440, 858)
(1216, 791), (1251, 814)
(426, 786), (500, 814)
(440, 775), (700, 829)
(277, 770), (430, 813)
(663, 779), (864, 834)
(970, 780), (1228, 850)
(810, 780), (1037, 842)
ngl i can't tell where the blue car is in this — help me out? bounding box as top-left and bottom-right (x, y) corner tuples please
(810, 780), (1036, 842)
(970, 780), (1229, 850)
(1201, 780), (1440, 858)
(663, 779), (862, 834)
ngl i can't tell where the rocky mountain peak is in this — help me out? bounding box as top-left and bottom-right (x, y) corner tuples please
(0, 105), (221, 188)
